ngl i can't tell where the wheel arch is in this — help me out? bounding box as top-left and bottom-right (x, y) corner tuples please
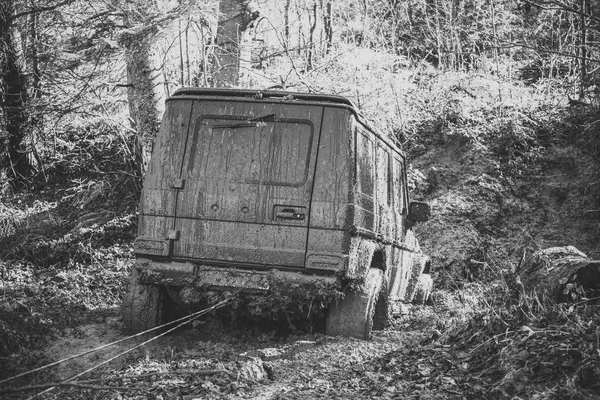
(371, 249), (385, 270)
(346, 237), (390, 280)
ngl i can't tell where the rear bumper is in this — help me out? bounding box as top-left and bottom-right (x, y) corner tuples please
(135, 258), (341, 293)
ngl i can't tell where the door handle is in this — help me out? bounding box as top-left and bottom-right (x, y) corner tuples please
(276, 209), (305, 220)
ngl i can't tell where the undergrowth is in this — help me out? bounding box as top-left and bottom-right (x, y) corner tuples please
(394, 267), (600, 399)
(0, 122), (138, 378)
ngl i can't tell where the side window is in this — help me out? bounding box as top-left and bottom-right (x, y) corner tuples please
(356, 131), (374, 196)
(393, 157), (407, 215)
(377, 144), (390, 206)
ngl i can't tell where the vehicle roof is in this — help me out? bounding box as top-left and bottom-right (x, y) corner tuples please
(169, 87), (405, 157)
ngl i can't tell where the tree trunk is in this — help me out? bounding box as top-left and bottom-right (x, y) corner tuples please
(178, 17), (185, 86)
(306, 1), (317, 70)
(284, 0), (291, 48)
(579, 0), (588, 99)
(119, 12), (160, 186)
(28, 2), (42, 174)
(213, 0), (259, 87)
(361, 0), (368, 46)
(322, 0), (333, 55)
(516, 246), (600, 304)
(0, 0), (32, 183)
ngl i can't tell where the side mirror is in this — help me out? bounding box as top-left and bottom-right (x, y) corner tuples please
(408, 201), (430, 223)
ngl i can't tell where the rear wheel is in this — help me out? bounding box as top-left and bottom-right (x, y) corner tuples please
(122, 267), (171, 335)
(326, 268), (389, 339)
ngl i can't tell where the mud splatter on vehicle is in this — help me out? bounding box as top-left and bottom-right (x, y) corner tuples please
(123, 88), (431, 339)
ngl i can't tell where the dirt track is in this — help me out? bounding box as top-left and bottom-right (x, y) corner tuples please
(36, 307), (443, 400)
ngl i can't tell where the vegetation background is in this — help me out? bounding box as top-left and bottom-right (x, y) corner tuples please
(1, 0), (600, 399)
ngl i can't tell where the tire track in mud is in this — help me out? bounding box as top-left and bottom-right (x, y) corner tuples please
(40, 315), (434, 399)
(229, 330), (429, 399)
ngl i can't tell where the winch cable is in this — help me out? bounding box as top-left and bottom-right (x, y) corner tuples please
(26, 291), (240, 399)
(0, 291), (239, 397)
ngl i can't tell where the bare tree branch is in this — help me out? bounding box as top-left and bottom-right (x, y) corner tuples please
(492, 35), (600, 64)
(10, 0), (76, 22)
(523, 0), (600, 25)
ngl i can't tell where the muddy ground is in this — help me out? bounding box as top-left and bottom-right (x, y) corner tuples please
(2, 265), (599, 400)
(38, 308), (442, 399)
(0, 301), (485, 400)
(2, 74), (600, 399)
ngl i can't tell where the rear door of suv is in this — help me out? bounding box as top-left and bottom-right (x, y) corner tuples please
(172, 98), (323, 268)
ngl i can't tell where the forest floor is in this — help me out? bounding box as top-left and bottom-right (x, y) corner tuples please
(2, 263), (599, 400)
(2, 71), (600, 399)
(2, 305), (460, 400)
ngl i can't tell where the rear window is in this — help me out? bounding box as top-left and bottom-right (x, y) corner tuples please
(187, 115), (313, 186)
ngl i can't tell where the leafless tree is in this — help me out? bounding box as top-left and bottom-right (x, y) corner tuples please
(0, 0), (32, 183)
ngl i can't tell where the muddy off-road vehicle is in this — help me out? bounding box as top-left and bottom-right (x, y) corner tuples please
(123, 88), (431, 339)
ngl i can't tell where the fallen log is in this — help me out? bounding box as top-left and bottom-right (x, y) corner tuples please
(516, 246), (600, 303)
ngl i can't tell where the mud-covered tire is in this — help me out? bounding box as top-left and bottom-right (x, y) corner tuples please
(412, 273), (433, 305)
(122, 267), (169, 335)
(326, 268), (388, 340)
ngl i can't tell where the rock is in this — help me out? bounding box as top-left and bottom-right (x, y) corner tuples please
(238, 357), (267, 381)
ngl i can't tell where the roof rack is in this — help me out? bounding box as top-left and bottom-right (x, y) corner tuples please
(171, 87), (355, 107)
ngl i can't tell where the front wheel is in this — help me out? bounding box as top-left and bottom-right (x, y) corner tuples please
(412, 273), (433, 305)
(326, 268), (389, 340)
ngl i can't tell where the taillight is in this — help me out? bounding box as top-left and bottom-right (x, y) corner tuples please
(134, 238), (170, 256)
